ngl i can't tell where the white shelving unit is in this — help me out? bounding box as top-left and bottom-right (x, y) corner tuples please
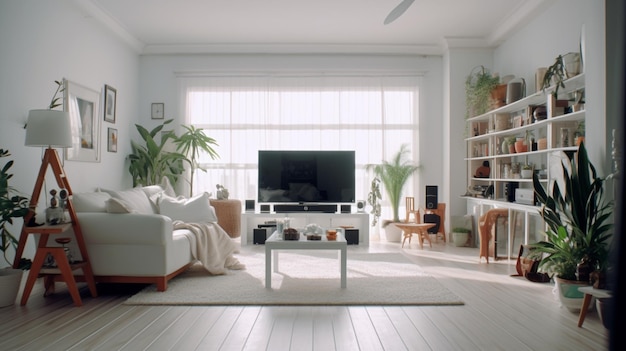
(464, 74), (586, 258)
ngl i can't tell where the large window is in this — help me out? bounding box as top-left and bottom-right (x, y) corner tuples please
(178, 74), (420, 216)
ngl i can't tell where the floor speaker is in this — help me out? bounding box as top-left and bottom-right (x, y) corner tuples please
(345, 229), (359, 245)
(356, 200), (366, 213)
(253, 228), (267, 244)
(426, 185), (438, 209)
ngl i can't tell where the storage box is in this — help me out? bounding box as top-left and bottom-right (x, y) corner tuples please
(515, 188), (535, 205)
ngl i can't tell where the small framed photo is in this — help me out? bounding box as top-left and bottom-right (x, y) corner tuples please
(104, 84), (117, 123)
(107, 127), (118, 153)
(151, 102), (164, 119)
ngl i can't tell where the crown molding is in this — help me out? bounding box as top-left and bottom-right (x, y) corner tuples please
(486, 0), (555, 46)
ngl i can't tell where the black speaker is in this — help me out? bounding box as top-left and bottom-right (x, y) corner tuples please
(345, 229), (359, 245)
(245, 199), (255, 212)
(253, 228), (267, 244)
(260, 204), (271, 213)
(505, 182), (519, 202)
(340, 204), (351, 213)
(426, 185), (438, 209)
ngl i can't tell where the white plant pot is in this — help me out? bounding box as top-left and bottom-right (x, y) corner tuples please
(0, 268), (24, 307)
(452, 232), (469, 247)
(383, 223), (403, 242)
(521, 169), (533, 179)
(555, 277), (594, 313)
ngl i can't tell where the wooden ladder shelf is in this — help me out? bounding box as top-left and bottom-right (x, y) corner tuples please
(13, 148), (97, 306)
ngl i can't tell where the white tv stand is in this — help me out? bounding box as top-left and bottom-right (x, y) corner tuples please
(241, 212), (370, 246)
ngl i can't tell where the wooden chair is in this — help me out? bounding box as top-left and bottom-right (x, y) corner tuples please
(404, 197), (420, 223)
(423, 203), (446, 242)
(478, 208), (509, 263)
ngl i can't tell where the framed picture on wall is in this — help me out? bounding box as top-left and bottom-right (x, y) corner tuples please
(64, 79), (101, 162)
(104, 84), (117, 123)
(151, 102), (164, 119)
(107, 127), (118, 153)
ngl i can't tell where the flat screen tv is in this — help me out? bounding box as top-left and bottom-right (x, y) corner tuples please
(258, 150), (355, 203)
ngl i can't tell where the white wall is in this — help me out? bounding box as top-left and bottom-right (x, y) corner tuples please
(0, 0), (139, 262)
(139, 53), (444, 204)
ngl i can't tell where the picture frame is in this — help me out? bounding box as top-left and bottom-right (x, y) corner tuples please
(64, 79), (101, 162)
(151, 102), (164, 119)
(104, 84), (117, 123)
(107, 127), (118, 153)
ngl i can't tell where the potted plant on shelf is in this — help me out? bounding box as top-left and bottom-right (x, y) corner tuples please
(465, 65), (500, 118)
(574, 120), (585, 146)
(520, 164), (533, 179)
(542, 53), (581, 98)
(1, 149), (31, 307)
(530, 142), (613, 311)
(501, 136), (517, 154)
(367, 144), (420, 242)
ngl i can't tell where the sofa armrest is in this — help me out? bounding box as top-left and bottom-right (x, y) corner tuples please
(77, 212), (174, 245)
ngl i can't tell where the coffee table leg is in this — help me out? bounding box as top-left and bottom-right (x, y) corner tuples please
(265, 246), (271, 289)
(340, 247), (347, 288)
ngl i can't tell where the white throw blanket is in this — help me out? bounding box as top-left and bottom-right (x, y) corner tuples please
(173, 220), (245, 274)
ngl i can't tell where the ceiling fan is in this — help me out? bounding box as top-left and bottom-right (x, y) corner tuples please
(384, 0), (415, 25)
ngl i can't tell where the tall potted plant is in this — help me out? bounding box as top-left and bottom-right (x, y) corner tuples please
(530, 142), (613, 311)
(1, 149), (31, 306)
(173, 125), (220, 197)
(465, 65), (500, 118)
(368, 144), (420, 242)
(128, 119), (188, 187)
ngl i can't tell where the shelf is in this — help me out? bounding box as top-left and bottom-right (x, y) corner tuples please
(24, 223), (72, 235)
(39, 261), (87, 275)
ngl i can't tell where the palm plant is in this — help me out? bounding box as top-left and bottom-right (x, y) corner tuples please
(174, 125), (219, 196)
(128, 119), (187, 187)
(368, 144), (419, 224)
(530, 142), (613, 280)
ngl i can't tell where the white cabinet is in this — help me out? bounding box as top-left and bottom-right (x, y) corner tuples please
(241, 212), (370, 246)
(464, 74), (586, 255)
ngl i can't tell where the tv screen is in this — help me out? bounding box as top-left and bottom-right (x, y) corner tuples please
(258, 150), (355, 203)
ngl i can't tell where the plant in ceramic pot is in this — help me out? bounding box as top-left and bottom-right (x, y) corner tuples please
(521, 164), (533, 179)
(367, 144), (420, 242)
(451, 227), (471, 247)
(465, 65), (500, 118)
(502, 136), (516, 154)
(1, 149), (31, 307)
(530, 142), (613, 311)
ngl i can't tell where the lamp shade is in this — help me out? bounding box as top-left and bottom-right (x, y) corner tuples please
(25, 109), (72, 148)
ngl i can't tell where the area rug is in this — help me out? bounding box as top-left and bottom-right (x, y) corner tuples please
(124, 251), (464, 306)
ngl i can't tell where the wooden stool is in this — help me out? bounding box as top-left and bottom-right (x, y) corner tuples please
(396, 223), (435, 249)
(478, 208), (509, 263)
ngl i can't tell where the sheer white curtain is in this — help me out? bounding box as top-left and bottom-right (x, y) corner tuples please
(177, 73), (420, 215)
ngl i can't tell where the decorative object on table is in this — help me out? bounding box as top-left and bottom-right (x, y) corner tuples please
(64, 79), (101, 162)
(173, 125), (219, 196)
(151, 102), (164, 119)
(501, 136), (516, 154)
(215, 184), (229, 199)
(107, 127), (118, 153)
(535, 67), (548, 92)
(103, 84), (117, 123)
(559, 127), (570, 147)
(533, 105), (547, 121)
(304, 223), (323, 235)
(45, 189), (64, 225)
(514, 138), (528, 153)
(537, 137), (548, 150)
(128, 119), (186, 187)
(506, 77), (526, 104)
(326, 229), (337, 241)
(474, 160), (490, 178)
(529, 142), (613, 311)
(367, 144), (420, 242)
(282, 227), (299, 241)
(465, 65), (500, 118)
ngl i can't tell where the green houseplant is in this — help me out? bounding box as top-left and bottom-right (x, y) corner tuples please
(530, 142), (613, 309)
(173, 125), (219, 196)
(367, 177), (382, 227)
(1, 149), (31, 307)
(128, 119), (188, 187)
(465, 65), (500, 118)
(367, 144), (420, 241)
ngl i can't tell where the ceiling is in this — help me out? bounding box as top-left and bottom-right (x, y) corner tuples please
(75, 0), (553, 55)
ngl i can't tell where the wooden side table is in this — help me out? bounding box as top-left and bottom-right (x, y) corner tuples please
(396, 223), (435, 249)
(209, 199), (242, 238)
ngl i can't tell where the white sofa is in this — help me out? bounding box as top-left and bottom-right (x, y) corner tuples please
(70, 184), (218, 291)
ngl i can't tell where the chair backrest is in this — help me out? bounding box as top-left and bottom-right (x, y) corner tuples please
(405, 197), (415, 211)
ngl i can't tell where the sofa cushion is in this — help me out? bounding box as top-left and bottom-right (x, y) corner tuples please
(101, 187), (155, 214)
(105, 197), (137, 213)
(158, 192), (218, 223)
(72, 192), (111, 212)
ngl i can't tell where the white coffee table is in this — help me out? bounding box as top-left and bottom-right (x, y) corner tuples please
(265, 231), (347, 289)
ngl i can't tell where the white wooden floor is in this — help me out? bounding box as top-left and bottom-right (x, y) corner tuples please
(0, 237), (608, 351)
